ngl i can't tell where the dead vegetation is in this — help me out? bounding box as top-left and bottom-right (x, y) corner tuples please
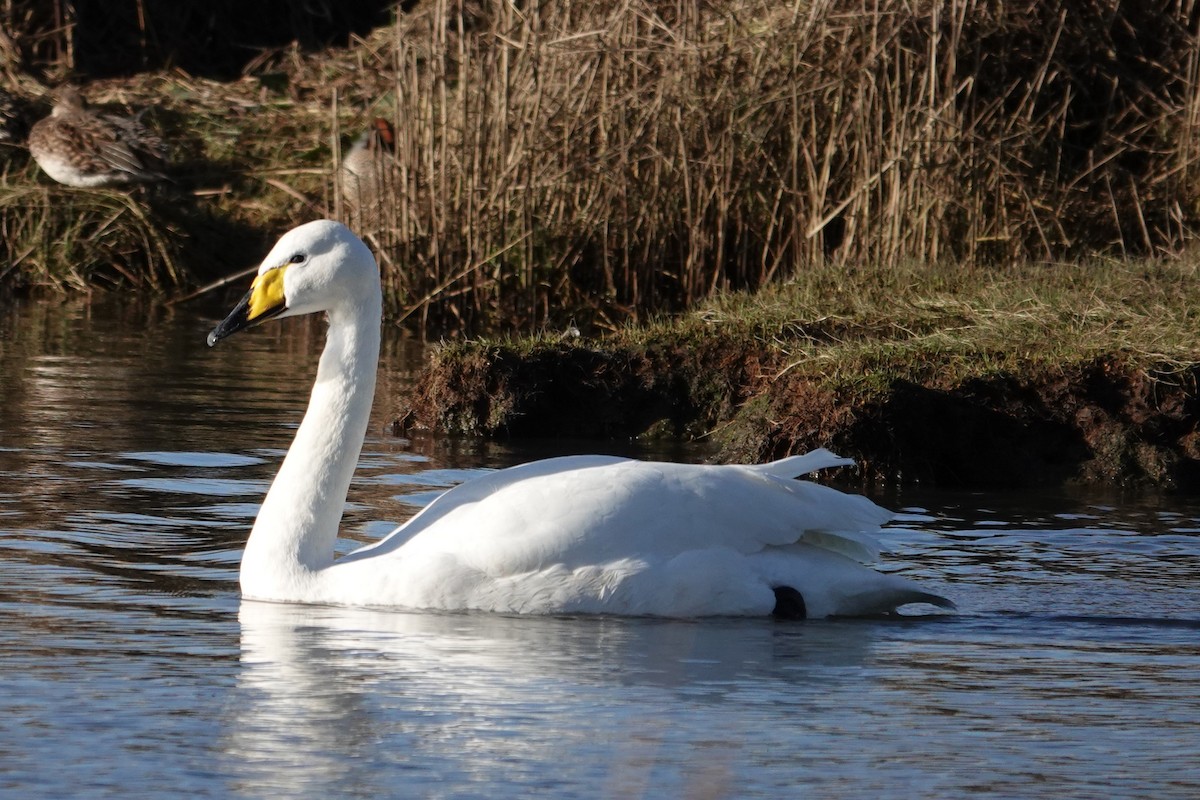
(0, 1), (1198, 332)
(339, 0), (1200, 331)
(0, 180), (182, 291)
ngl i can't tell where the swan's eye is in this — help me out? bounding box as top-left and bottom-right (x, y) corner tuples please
(288, 253), (306, 265)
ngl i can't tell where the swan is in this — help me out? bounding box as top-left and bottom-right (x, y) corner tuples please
(208, 220), (954, 618)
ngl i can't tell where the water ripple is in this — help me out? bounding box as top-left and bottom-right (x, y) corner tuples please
(2, 300), (1199, 799)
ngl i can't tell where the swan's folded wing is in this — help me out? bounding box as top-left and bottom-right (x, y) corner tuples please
(338, 455), (631, 563)
(745, 451), (890, 561)
(342, 455), (892, 576)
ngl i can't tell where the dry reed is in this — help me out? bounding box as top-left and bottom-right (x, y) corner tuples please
(338, 0), (1200, 332)
(3, 1), (1198, 332)
(0, 181), (182, 292)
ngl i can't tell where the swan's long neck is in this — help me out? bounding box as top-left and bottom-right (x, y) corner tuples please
(240, 300), (381, 598)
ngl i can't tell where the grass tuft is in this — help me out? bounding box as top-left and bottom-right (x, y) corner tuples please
(0, 179), (183, 292)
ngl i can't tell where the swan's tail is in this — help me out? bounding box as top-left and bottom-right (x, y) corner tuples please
(902, 590), (957, 611)
(750, 448), (854, 478)
(841, 585), (957, 617)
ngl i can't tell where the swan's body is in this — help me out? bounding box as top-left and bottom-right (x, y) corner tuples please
(209, 221), (953, 618)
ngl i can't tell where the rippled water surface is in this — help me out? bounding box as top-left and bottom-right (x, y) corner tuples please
(1, 298), (1198, 799)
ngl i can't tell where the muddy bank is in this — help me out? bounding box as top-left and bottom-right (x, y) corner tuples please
(397, 341), (1200, 490)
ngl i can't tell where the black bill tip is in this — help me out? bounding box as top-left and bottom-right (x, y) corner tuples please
(207, 289), (251, 347)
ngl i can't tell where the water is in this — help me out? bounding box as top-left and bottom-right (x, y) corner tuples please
(1, 298), (1198, 799)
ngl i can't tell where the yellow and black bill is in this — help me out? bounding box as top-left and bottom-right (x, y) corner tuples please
(207, 267), (288, 347)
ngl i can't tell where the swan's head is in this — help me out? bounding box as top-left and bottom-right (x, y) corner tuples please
(207, 220), (379, 347)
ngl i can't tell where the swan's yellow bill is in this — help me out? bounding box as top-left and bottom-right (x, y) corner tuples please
(247, 267), (287, 321)
(207, 266), (289, 347)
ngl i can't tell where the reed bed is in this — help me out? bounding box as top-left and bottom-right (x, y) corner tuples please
(342, 0), (1200, 332)
(0, 181), (182, 292)
(2, 1), (1199, 332)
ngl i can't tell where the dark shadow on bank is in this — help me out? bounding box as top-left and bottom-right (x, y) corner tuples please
(859, 376), (1200, 490)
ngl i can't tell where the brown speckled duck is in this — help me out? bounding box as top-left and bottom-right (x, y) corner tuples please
(340, 117), (395, 232)
(28, 87), (168, 187)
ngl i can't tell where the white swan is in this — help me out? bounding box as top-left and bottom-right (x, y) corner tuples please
(208, 220), (954, 618)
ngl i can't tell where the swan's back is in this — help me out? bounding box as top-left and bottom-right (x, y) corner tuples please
(346, 452), (886, 569)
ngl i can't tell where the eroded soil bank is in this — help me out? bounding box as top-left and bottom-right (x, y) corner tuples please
(396, 341), (1200, 490)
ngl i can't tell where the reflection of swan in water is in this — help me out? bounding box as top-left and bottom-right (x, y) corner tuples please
(227, 600), (880, 796)
(208, 221), (953, 618)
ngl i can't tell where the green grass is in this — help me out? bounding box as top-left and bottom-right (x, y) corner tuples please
(621, 257), (1200, 393)
(429, 254), (1200, 420)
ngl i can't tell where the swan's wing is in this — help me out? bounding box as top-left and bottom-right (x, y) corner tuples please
(745, 449), (888, 560)
(339, 455), (630, 562)
(745, 476), (889, 561)
(342, 452), (889, 573)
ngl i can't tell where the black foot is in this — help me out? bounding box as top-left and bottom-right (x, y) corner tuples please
(771, 586), (807, 620)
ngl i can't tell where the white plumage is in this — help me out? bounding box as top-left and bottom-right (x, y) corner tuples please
(209, 220), (953, 618)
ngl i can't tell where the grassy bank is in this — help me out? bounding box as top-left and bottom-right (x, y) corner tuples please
(400, 257), (1200, 488)
(0, 67), (359, 293)
(329, 0), (1200, 331)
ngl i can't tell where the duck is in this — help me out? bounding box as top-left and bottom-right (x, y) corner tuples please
(28, 86), (168, 187)
(339, 117), (395, 234)
(207, 220), (954, 618)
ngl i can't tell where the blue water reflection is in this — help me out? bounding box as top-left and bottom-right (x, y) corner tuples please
(0, 298), (1198, 799)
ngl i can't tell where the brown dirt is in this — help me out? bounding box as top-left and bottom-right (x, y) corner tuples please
(401, 333), (761, 440)
(398, 345), (1200, 490)
(736, 359), (1200, 489)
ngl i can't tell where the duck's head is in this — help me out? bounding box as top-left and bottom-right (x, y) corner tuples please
(368, 118), (395, 152)
(349, 117), (395, 155)
(207, 220), (378, 347)
(51, 86), (87, 116)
